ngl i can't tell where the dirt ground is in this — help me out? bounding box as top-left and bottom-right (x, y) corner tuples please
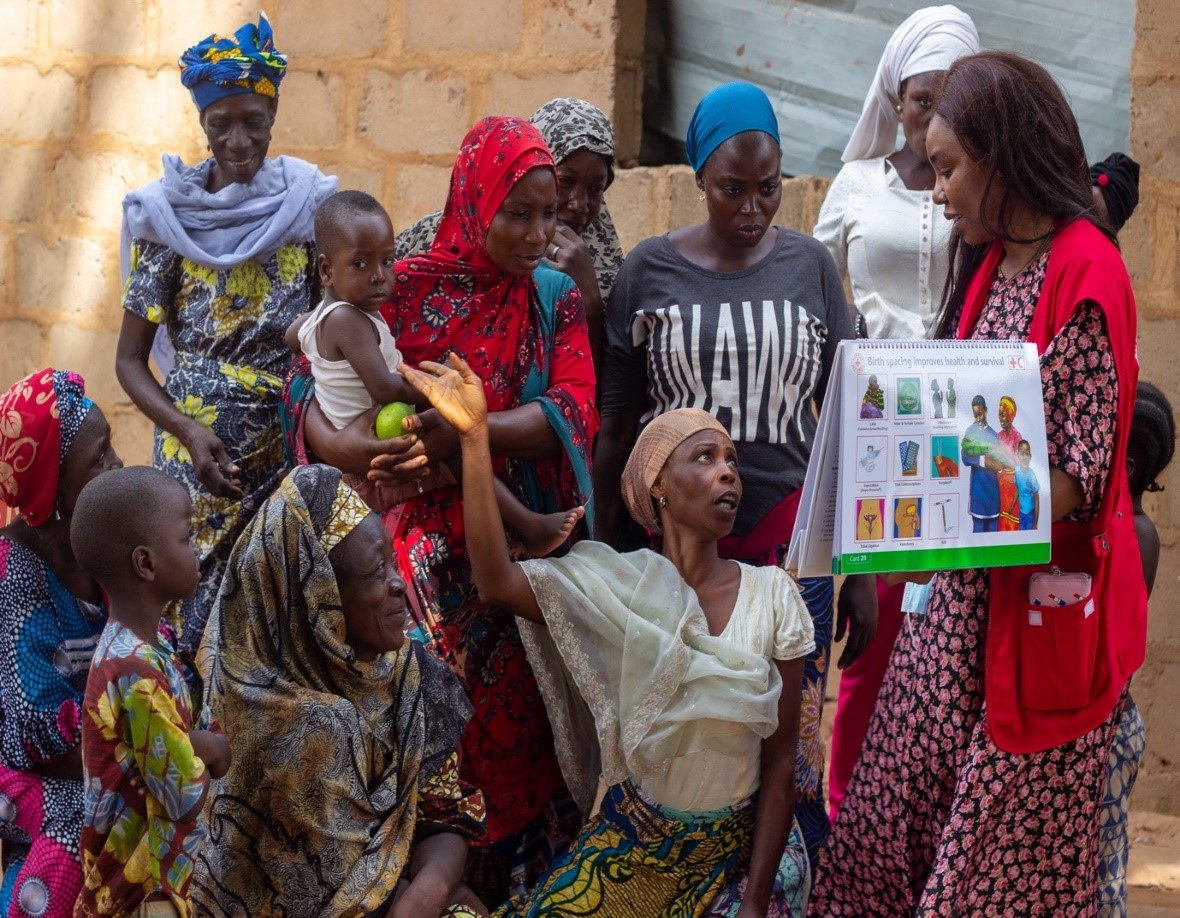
(822, 641), (1180, 915)
(1126, 810), (1180, 914)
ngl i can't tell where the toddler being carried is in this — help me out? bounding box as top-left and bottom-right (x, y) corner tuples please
(289, 191), (577, 556)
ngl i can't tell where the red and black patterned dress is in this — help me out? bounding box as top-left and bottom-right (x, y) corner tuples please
(811, 251), (1123, 916)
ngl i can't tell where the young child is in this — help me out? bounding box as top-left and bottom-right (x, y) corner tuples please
(288, 190), (577, 556)
(1126, 385), (1172, 591)
(1096, 381), (1174, 916)
(1014, 439), (1039, 530)
(69, 467), (230, 918)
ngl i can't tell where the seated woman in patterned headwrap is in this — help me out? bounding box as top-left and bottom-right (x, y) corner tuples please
(192, 464), (488, 918)
(0, 369), (123, 918)
(115, 14), (336, 660)
(283, 116), (598, 908)
(403, 355), (814, 917)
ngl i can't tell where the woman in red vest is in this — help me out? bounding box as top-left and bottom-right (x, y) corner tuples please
(811, 51), (1146, 916)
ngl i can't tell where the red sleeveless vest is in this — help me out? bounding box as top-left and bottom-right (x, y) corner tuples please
(957, 217), (1146, 753)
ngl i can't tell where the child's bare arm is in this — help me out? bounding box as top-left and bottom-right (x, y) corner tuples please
(324, 305), (428, 407)
(285, 312), (310, 353)
(188, 728), (232, 779)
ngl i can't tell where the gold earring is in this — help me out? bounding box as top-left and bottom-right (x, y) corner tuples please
(894, 103), (903, 114)
(698, 191), (705, 202)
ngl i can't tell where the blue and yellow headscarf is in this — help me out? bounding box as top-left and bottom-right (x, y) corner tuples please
(179, 13), (287, 112)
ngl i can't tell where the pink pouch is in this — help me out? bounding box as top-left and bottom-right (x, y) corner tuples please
(1022, 569), (1098, 710)
(1028, 570), (1092, 607)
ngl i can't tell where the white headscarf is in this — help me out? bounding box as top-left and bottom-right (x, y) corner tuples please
(841, 4), (980, 163)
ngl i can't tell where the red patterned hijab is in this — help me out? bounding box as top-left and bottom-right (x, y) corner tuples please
(0, 368), (94, 527)
(383, 117), (555, 410)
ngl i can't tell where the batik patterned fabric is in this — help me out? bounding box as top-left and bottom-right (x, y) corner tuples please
(122, 234), (316, 654)
(0, 771), (87, 918)
(0, 369), (103, 918)
(178, 13), (287, 111)
(1096, 701), (1147, 917)
(192, 465), (485, 918)
(0, 541), (104, 775)
(812, 252), (1125, 915)
(395, 98), (624, 302)
(75, 622), (209, 918)
(494, 780), (809, 917)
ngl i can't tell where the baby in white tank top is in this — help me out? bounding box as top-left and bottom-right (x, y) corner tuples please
(291, 192), (418, 428)
(286, 191), (578, 556)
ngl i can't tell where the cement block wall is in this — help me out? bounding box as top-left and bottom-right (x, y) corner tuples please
(0, 0), (634, 464)
(1, 0), (1178, 813)
(1120, 0), (1180, 816)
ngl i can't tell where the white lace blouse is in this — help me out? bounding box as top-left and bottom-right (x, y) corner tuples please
(813, 156), (951, 339)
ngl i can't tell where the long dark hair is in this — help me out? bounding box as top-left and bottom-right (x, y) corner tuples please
(931, 51), (1115, 339)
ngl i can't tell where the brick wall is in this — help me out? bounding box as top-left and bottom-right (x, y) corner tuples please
(0, 0), (634, 462)
(1119, 0), (1180, 816)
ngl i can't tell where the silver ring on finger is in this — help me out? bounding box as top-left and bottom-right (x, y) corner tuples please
(548, 243), (559, 259)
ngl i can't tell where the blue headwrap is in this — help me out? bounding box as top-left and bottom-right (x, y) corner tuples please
(684, 82), (781, 173)
(54, 370), (95, 464)
(179, 13), (287, 112)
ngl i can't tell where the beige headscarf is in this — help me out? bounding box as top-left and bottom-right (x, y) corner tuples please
(621, 408), (731, 534)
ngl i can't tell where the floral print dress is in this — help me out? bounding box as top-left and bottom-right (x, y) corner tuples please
(811, 251), (1123, 916)
(122, 239), (315, 654)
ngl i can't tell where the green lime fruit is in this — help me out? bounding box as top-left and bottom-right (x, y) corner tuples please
(375, 401), (416, 439)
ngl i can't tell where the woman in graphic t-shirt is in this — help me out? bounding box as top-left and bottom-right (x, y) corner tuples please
(592, 81), (877, 869)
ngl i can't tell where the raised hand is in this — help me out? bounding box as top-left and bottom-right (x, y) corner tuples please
(398, 354), (487, 436)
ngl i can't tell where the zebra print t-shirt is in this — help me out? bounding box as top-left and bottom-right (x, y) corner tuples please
(602, 229), (851, 537)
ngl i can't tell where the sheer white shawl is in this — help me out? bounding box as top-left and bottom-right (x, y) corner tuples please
(518, 542), (782, 815)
